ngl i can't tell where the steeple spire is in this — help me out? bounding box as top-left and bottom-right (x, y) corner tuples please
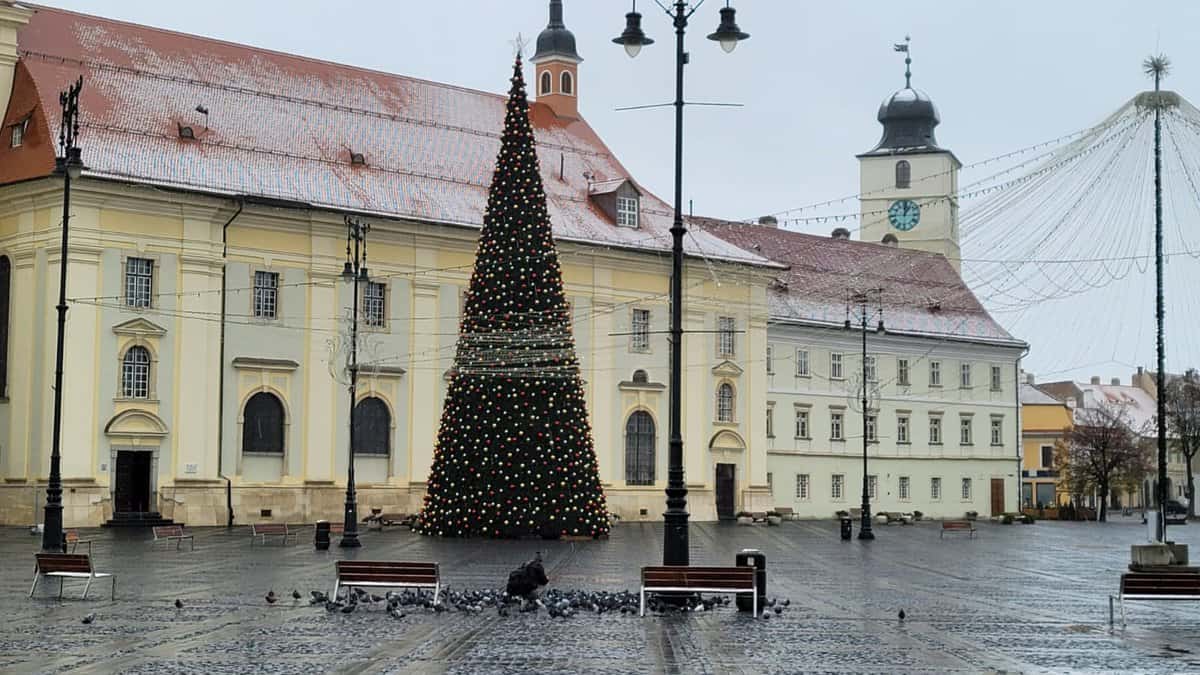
(894, 35), (912, 88)
(549, 0), (564, 28)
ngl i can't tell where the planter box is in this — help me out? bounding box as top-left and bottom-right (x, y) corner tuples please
(736, 516), (754, 526)
(767, 516), (783, 526)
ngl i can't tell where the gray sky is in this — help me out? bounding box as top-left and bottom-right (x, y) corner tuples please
(37, 0), (1200, 383)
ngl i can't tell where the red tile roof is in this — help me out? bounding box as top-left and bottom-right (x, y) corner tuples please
(2, 4), (769, 265)
(696, 217), (1021, 345)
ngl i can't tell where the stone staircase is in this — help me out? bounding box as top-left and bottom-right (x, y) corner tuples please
(103, 511), (178, 528)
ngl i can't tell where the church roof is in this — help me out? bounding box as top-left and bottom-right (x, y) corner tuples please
(0, 4), (769, 267)
(696, 218), (1022, 346)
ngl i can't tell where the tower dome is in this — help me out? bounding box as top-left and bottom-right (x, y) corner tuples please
(871, 86), (941, 151)
(532, 0), (582, 63)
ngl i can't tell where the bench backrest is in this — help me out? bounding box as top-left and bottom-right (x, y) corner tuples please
(1121, 573), (1200, 596)
(35, 553), (93, 574)
(328, 523), (345, 533)
(774, 507), (794, 515)
(252, 523), (289, 534)
(943, 520), (972, 529)
(64, 529), (80, 543)
(336, 561), (438, 585)
(154, 525), (184, 538)
(642, 566), (755, 590)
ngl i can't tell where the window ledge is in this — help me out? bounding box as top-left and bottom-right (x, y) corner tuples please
(113, 397), (160, 404)
(793, 436), (811, 441)
(713, 420), (738, 428)
(831, 438), (846, 443)
(243, 451), (285, 457)
(897, 441), (911, 446)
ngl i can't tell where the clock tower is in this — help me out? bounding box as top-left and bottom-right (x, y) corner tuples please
(858, 44), (961, 272)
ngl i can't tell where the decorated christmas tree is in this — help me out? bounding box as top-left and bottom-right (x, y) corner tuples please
(415, 54), (610, 539)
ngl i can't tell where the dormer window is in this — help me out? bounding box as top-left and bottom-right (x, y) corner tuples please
(540, 71), (553, 95)
(10, 119), (28, 148)
(560, 71), (574, 95)
(616, 196), (639, 228)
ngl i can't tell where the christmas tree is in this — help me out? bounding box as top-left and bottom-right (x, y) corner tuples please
(415, 55), (610, 539)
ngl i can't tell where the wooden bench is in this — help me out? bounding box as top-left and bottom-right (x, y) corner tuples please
(640, 565), (759, 617)
(30, 553), (115, 600)
(329, 522), (345, 535)
(774, 507), (797, 521)
(941, 520), (976, 538)
(1110, 571), (1200, 625)
(749, 512), (769, 524)
(250, 523), (296, 545)
(380, 512), (414, 527)
(64, 529), (92, 554)
(332, 561), (440, 603)
(153, 525), (194, 551)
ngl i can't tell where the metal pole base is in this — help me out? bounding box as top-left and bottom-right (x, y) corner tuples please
(338, 533), (361, 548)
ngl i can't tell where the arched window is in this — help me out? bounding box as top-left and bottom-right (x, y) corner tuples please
(716, 383), (735, 422)
(632, 369), (649, 384)
(121, 346), (151, 398)
(540, 71), (552, 95)
(895, 160), (911, 189)
(560, 70), (573, 95)
(243, 392), (285, 454)
(353, 396), (391, 456)
(0, 255), (9, 399)
(625, 411), (655, 485)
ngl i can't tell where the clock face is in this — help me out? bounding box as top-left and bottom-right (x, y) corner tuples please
(888, 199), (920, 231)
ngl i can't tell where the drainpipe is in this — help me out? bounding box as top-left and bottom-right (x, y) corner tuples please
(1014, 345), (1030, 513)
(217, 199), (243, 528)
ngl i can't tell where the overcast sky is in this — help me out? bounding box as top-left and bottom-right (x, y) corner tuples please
(36, 0), (1200, 383)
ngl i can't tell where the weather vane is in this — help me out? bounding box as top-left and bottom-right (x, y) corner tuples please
(510, 32), (529, 59)
(893, 35), (912, 88)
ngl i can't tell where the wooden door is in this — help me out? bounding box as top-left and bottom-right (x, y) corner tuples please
(114, 451), (152, 514)
(715, 464), (736, 520)
(990, 478), (1005, 516)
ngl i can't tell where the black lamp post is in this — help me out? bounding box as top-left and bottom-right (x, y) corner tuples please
(339, 215), (370, 548)
(42, 76), (83, 553)
(613, 1), (748, 567)
(846, 291), (883, 541)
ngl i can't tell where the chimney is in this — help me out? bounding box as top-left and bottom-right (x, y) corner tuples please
(831, 227), (851, 240)
(0, 2), (33, 121)
(757, 215), (778, 228)
(530, 0), (583, 119)
(1025, 373), (1035, 385)
(1090, 376), (1101, 385)
(1111, 378), (1121, 386)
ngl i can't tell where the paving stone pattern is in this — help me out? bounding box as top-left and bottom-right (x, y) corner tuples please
(3, 517), (1200, 673)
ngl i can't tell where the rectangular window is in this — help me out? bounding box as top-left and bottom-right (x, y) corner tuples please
(991, 365), (1002, 392)
(631, 308), (650, 352)
(899, 476), (911, 500)
(1041, 445), (1054, 468)
(796, 349), (810, 376)
(796, 473), (810, 500)
(125, 257), (154, 308)
(931, 477), (942, 501)
(929, 416), (942, 444)
(897, 415), (910, 443)
(766, 406), (775, 438)
(717, 316), (736, 357)
(960, 363), (972, 388)
(990, 417), (1003, 446)
(363, 281), (386, 327)
(960, 417), (973, 445)
(795, 409), (810, 439)
(765, 344), (773, 374)
(830, 353), (844, 379)
(253, 271), (280, 319)
(830, 412), (844, 440)
(11, 121), (25, 148)
(616, 196), (639, 227)
(868, 474), (878, 500)
(767, 472), (773, 494)
(961, 477), (973, 501)
(897, 358), (910, 386)
(930, 361), (942, 387)
(866, 414), (877, 442)
(831, 474), (844, 500)
(864, 355), (877, 382)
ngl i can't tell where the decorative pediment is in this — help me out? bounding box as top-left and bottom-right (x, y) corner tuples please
(618, 379), (666, 392)
(112, 317), (167, 337)
(709, 429), (746, 451)
(711, 360), (743, 378)
(232, 357), (299, 372)
(104, 409), (168, 438)
(361, 365), (406, 378)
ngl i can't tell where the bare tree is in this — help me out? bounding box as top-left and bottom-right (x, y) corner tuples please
(1165, 369), (1200, 518)
(1057, 402), (1151, 522)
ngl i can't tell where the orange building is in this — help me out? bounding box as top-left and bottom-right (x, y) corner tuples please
(1020, 379), (1072, 508)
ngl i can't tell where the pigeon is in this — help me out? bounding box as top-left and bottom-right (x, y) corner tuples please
(265, 590), (278, 604)
(370, 594), (385, 604)
(782, 599), (791, 607)
(898, 609), (906, 621)
(81, 613), (95, 625)
(774, 606), (783, 615)
(340, 602), (356, 614)
(506, 552), (550, 602)
(310, 590), (328, 605)
(324, 601), (342, 613)
(291, 589), (302, 600)
(174, 599), (184, 609)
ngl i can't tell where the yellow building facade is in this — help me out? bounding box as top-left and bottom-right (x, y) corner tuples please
(1020, 381), (1072, 508)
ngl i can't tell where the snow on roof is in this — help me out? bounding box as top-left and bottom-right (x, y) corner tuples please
(1075, 382), (1158, 433)
(697, 217), (1022, 345)
(1021, 383), (1063, 406)
(1, 4), (770, 266)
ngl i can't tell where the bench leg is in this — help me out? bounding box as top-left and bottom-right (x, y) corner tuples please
(332, 580), (340, 602)
(29, 571), (40, 598)
(59, 577), (64, 599)
(1120, 596), (1126, 627)
(83, 576), (91, 600)
(1108, 595), (1114, 625)
(111, 576), (116, 601)
(176, 538), (181, 551)
(434, 584), (441, 606)
(640, 588), (645, 617)
(190, 537), (195, 552)
(753, 586), (758, 618)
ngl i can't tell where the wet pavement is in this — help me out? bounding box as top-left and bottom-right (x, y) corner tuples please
(3, 516), (1200, 673)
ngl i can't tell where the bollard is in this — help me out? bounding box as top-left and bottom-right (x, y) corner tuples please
(735, 549), (767, 613)
(840, 516), (853, 540)
(314, 520), (331, 551)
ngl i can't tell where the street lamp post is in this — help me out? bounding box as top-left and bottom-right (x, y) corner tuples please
(339, 215), (371, 548)
(846, 291), (882, 541)
(42, 76), (84, 553)
(613, 0), (749, 567)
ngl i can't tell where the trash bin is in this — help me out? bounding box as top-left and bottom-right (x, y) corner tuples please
(314, 520), (331, 550)
(735, 548), (767, 613)
(840, 516), (853, 540)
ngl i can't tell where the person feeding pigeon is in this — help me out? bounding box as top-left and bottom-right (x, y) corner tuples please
(505, 552), (549, 607)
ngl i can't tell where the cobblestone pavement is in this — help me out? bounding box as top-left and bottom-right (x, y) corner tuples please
(3, 516), (1199, 674)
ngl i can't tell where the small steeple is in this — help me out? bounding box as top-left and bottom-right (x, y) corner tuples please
(532, 0), (582, 64)
(531, 0), (582, 119)
(894, 35), (912, 88)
